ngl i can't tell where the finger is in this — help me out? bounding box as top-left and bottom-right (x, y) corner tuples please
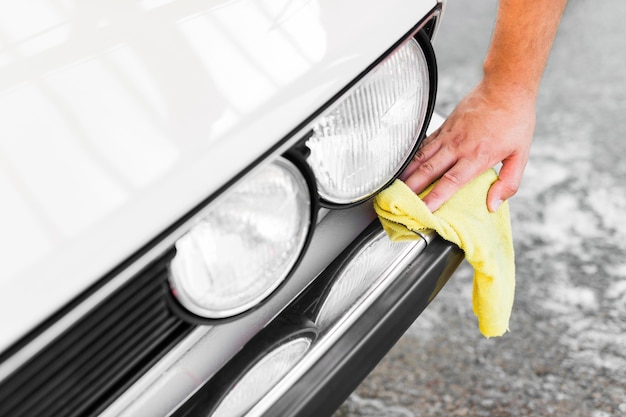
(487, 154), (526, 212)
(421, 158), (484, 212)
(403, 146), (458, 195)
(420, 126), (442, 147)
(399, 128), (442, 181)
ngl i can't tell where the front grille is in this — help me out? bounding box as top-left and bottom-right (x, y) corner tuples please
(0, 251), (195, 417)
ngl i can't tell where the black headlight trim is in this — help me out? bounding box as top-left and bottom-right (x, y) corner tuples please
(309, 28), (438, 210)
(0, 3), (442, 400)
(165, 154), (319, 325)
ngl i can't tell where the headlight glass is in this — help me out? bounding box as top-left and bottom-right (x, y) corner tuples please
(305, 37), (430, 205)
(314, 230), (424, 329)
(212, 337), (312, 417)
(169, 157), (311, 319)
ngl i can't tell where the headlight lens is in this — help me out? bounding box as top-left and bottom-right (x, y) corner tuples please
(169, 157), (311, 319)
(212, 336), (312, 417)
(314, 230), (424, 329)
(306, 37), (431, 204)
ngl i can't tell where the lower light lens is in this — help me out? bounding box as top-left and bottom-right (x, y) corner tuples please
(169, 157), (311, 319)
(315, 230), (424, 329)
(212, 337), (312, 417)
(306, 37), (431, 204)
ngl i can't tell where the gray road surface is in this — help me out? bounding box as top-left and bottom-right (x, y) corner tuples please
(336, 1), (626, 416)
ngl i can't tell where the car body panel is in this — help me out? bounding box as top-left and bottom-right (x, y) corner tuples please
(0, 0), (437, 352)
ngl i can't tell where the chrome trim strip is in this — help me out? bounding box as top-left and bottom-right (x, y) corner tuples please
(0, 149), (304, 381)
(0, 120), (314, 383)
(0, 3), (443, 400)
(247, 231), (428, 416)
(101, 28), (443, 413)
(414, 228), (438, 244)
(101, 203), (377, 417)
(99, 325), (213, 417)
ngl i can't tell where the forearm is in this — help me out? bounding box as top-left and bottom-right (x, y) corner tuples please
(402, 0), (568, 212)
(483, 0), (568, 98)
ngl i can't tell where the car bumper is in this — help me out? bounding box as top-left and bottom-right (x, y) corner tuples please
(92, 111), (461, 417)
(0, 3), (452, 416)
(175, 225), (463, 417)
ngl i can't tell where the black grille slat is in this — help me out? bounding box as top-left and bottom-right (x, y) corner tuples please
(0, 251), (195, 417)
(86, 320), (194, 417)
(6, 284), (164, 416)
(64, 317), (183, 417)
(3, 275), (165, 416)
(37, 309), (172, 417)
(18, 296), (166, 417)
(1, 258), (167, 403)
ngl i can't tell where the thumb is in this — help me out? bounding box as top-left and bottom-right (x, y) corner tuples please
(487, 156), (526, 212)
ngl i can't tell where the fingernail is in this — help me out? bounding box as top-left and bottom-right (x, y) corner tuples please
(490, 199), (503, 212)
(425, 199), (439, 212)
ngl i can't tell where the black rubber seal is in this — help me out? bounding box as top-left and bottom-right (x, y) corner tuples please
(164, 154), (319, 326)
(172, 314), (318, 417)
(172, 221), (463, 417)
(259, 236), (463, 417)
(314, 28), (439, 210)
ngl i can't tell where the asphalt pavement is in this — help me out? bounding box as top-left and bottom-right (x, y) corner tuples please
(336, 0), (626, 416)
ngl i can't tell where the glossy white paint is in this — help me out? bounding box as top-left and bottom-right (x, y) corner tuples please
(102, 112), (445, 417)
(0, 0), (437, 351)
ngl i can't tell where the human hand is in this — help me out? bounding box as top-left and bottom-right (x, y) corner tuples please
(400, 80), (537, 213)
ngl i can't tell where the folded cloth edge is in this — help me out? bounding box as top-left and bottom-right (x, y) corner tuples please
(373, 169), (515, 338)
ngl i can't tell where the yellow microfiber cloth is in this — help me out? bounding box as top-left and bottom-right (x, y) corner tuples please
(373, 168), (515, 337)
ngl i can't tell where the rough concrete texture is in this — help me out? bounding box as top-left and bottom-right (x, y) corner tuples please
(336, 0), (626, 416)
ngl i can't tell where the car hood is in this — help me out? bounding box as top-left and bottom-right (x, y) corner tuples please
(0, 0), (437, 351)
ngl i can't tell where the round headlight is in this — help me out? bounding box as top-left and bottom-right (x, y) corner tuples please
(169, 157), (311, 319)
(314, 230), (424, 329)
(212, 336), (312, 417)
(174, 316), (317, 416)
(306, 36), (432, 205)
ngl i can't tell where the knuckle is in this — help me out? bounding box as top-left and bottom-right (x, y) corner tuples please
(417, 162), (436, 177)
(412, 149), (425, 162)
(501, 180), (520, 196)
(422, 129), (441, 145)
(447, 132), (466, 147)
(425, 188), (444, 203)
(441, 169), (465, 187)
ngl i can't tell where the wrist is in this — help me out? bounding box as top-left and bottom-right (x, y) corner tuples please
(478, 67), (539, 107)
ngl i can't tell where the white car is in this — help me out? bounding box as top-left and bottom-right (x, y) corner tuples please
(0, 0), (463, 415)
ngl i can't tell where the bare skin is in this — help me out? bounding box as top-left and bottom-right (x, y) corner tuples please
(401, 0), (568, 212)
